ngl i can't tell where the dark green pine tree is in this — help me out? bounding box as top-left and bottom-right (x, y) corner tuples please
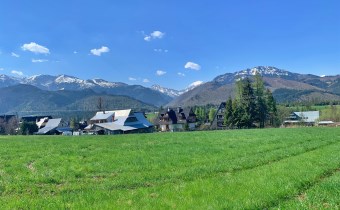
(239, 78), (256, 128)
(224, 96), (234, 128)
(253, 73), (267, 128)
(265, 88), (278, 126)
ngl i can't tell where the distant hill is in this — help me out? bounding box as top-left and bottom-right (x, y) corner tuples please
(167, 66), (340, 106)
(0, 84), (156, 117)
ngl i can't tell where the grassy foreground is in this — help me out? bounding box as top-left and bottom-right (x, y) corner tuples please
(0, 128), (340, 209)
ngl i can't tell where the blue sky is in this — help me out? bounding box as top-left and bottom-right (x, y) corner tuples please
(0, 0), (339, 90)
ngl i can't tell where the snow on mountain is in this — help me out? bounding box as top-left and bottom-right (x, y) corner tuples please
(185, 81), (204, 91)
(213, 66), (298, 84)
(89, 78), (127, 88)
(151, 85), (182, 98)
(151, 81), (204, 98)
(0, 74), (23, 87)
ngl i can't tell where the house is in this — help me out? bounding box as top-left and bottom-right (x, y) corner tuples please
(85, 109), (153, 135)
(210, 102), (227, 129)
(156, 107), (197, 131)
(283, 111), (320, 126)
(35, 118), (70, 135)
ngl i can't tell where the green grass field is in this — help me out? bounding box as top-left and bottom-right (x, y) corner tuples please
(0, 128), (340, 209)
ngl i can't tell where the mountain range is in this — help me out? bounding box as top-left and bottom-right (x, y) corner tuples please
(1, 66), (339, 115)
(167, 66), (340, 106)
(0, 74), (171, 107)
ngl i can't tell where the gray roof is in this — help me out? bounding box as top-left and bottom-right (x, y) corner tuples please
(90, 111), (114, 121)
(293, 111), (319, 123)
(36, 118), (62, 134)
(134, 112), (153, 127)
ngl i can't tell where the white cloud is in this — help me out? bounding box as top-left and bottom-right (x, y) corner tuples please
(144, 36), (152, 41)
(0, 68), (4, 71)
(151, 31), (165, 39)
(128, 77), (137, 81)
(11, 52), (20, 58)
(32, 59), (48, 63)
(73, 51), (78, 54)
(90, 46), (110, 56)
(156, 70), (166, 76)
(143, 79), (150, 83)
(178, 72), (185, 77)
(11, 70), (24, 77)
(144, 30), (165, 41)
(185, 61), (201, 71)
(21, 42), (50, 54)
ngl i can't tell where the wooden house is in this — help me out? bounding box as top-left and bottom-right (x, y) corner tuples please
(156, 107), (197, 132)
(210, 102), (227, 129)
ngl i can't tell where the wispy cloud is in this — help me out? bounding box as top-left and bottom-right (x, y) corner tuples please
(0, 68), (4, 71)
(128, 77), (137, 81)
(11, 52), (20, 58)
(32, 59), (48, 63)
(90, 46), (110, 56)
(156, 70), (166, 76)
(73, 51), (78, 54)
(11, 70), (24, 77)
(143, 79), (150, 83)
(184, 61), (201, 71)
(154, 49), (169, 53)
(144, 30), (165, 41)
(21, 42), (50, 54)
(178, 72), (185, 77)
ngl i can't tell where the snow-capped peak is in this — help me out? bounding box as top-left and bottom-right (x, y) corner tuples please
(151, 81), (204, 98)
(90, 78), (126, 88)
(151, 85), (182, 98)
(187, 80), (204, 89)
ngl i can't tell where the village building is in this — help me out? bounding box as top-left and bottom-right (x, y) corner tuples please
(156, 107), (197, 132)
(210, 102), (227, 129)
(35, 118), (71, 135)
(85, 109), (153, 135)
(283, 111), (320, 126)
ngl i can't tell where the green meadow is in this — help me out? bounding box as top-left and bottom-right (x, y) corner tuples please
(0, 127), (340, 209)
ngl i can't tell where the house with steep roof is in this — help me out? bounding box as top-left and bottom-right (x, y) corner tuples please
(284, 111), (320, 126)
(156, 107), (197, 131)
(85, 109), (153, 135)
(210, 102), (227, 129)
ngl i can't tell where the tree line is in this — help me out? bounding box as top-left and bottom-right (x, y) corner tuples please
(223, 74), (278, 128)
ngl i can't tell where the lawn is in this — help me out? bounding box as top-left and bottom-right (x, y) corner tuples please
(0, 127), (339, 209)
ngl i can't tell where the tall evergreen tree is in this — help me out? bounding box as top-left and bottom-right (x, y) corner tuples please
(265, 88), (278, 126)
(239, 78), (256, 128)
(253, 73), (267, 128)
(224, 96), (233, 128)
